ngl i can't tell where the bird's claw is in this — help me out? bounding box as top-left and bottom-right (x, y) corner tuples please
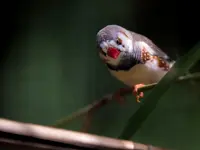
(133, 84), (145, 103)
(113, 84), (145, 104)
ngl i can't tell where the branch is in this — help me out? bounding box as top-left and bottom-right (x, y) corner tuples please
(52, 72), (200, 129)
(0, 118), (170, 150)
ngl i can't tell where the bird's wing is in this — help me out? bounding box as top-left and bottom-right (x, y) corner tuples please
(131, 32), (173, 62)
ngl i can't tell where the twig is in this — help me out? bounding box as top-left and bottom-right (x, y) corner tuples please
(81, 111), (92, 132)
(52, 72), (200, 129)
(51, 94), (113, 127)
(0, 118), (170, 150)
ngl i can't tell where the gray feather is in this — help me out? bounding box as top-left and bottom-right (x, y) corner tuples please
(130, 31), (172, 61)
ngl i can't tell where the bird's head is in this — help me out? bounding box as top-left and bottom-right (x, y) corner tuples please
(96, 25), (137, 70)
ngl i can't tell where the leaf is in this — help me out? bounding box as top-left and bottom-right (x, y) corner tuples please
(119, 42), (200, 140)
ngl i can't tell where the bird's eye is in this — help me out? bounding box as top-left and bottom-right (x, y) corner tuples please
(116, 38), (122, 45)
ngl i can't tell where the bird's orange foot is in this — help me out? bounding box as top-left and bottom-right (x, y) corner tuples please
(132, 84), (145, 103)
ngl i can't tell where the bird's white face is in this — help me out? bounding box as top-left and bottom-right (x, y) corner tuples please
(98, 32), (133, 66)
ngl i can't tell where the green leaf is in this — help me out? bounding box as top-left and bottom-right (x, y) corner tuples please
(119, 42), (200, 140)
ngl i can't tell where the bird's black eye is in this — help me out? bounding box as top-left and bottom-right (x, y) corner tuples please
(116, 38), (122, 45)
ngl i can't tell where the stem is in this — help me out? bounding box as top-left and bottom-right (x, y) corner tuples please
(51, 72), (200, 128)
(51, 94), (113, 127)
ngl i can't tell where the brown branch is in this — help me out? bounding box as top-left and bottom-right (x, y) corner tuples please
(52, 94), (113, 128)
(52, 72), (200, 131)
(0, 118), (169, 150)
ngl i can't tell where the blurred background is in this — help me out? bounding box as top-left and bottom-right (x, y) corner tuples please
(0, 0), (200, 149)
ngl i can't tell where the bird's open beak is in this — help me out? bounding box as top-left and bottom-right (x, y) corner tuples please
(107, 47), (120, 59)
(99, 52), (109, 63)
(100, 49), (106, 56)
(102, 58), (109, 63)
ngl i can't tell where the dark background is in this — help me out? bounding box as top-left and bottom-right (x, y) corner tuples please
(1, 0), (200, 150)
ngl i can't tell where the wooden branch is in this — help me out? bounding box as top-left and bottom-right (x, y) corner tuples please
(52, 72), (200, 129)
(0, 118), (169, 150)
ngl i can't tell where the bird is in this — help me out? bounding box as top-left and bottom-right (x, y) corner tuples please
(96, 25), (175, 103)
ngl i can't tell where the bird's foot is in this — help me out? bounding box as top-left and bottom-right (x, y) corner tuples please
(132, 84), (145, 103)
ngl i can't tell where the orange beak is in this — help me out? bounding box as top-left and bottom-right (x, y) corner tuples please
(102, 58), (109, 63)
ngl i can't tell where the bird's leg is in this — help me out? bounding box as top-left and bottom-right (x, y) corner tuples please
(113, 84), (145, 104)
(112, 88), (130, 104)
(132, 84), (145, 103)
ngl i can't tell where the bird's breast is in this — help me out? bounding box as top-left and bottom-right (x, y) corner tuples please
(108, 62), (169, 87)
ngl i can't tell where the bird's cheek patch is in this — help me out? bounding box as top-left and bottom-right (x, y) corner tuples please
(107, 47), (120, 59)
